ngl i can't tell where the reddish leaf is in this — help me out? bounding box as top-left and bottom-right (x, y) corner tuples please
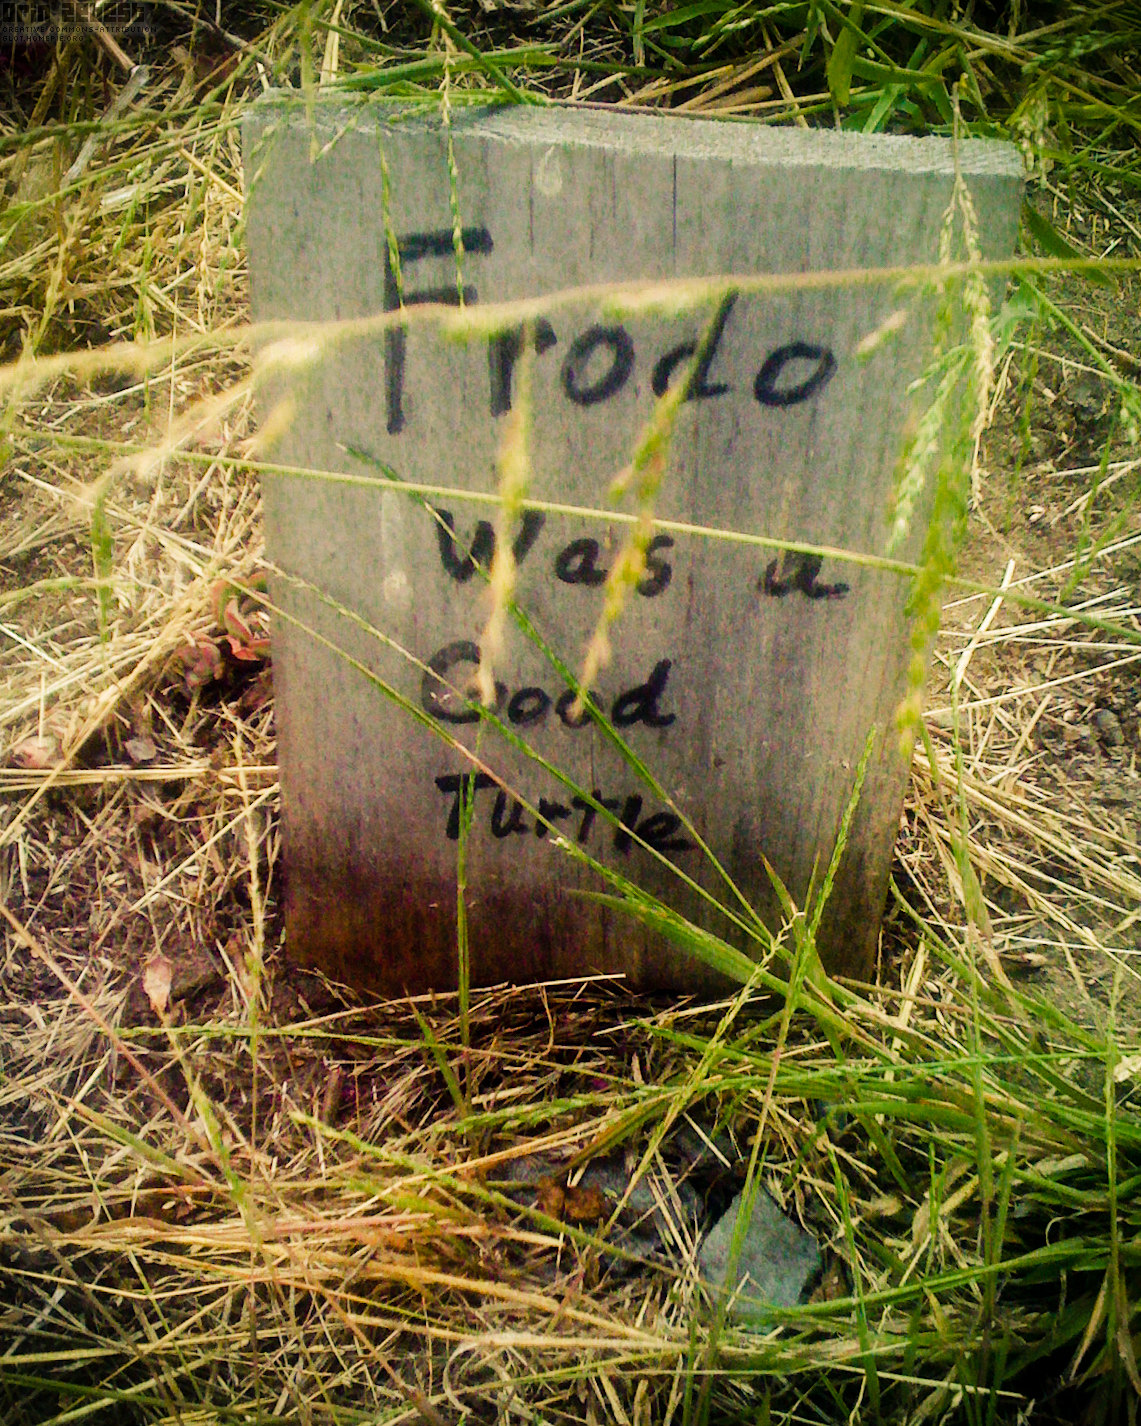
(225, 632), (271, 661)
(176, 638), (224, 691)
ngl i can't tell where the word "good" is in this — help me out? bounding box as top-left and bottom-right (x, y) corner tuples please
(422, 642), (677, 729)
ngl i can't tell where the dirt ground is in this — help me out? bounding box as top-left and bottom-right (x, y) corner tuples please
(1, 15), (1138, 1048)
(900, 248), (1141, 1034)
(2, 35), (1141, 1416)
(1, 197), (1139, 1038)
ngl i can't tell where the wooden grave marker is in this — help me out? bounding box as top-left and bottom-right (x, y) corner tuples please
(243, 100), (1022, 994)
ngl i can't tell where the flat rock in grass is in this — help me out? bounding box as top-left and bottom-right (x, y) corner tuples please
(242, 99), (1023, 995)
(698, 1188), (821, 1322)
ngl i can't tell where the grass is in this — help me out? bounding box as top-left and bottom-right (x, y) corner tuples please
(1, 1), (1141, 1422)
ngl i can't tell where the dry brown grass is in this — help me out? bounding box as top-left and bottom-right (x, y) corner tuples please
(2, 5), (1141, 1423)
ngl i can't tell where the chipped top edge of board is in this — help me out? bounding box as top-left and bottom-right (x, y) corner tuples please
(244, 93), (1025, 180)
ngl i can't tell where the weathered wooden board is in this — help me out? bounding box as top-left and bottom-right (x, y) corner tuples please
(243, 99), (1022, 994)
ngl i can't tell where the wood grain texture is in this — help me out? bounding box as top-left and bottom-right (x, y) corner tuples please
(243, 100), (1022, 994)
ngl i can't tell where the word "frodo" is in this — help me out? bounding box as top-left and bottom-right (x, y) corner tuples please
(384, 228), (836, 433)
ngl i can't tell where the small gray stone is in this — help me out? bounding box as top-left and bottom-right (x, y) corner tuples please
(1093, 708), (1124, 748)
(698, 1187), (820, 1323)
